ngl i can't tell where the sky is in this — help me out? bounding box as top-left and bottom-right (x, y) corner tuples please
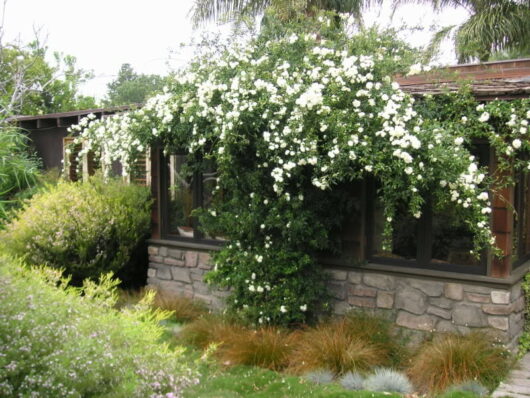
(3, 0), (469, 100)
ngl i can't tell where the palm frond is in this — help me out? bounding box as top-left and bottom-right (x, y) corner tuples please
(191, 0), (272, 26)
(424, 24), (457, 62)
(455, 0), (530, 62)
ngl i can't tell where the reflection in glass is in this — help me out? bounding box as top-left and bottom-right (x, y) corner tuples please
(372, 198), (418, 261)
(168, 154), (194, 238)
(431, 206), (479, 266)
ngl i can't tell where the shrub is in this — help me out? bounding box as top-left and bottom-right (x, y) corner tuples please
(339, 371), (365, 391)
(288, 319), (385, 375)
(364, 368), (413, 394)
(0, 128), (41, 222)
(0, 176), (151, 284)
(0, 256), (198, 397)
(219, 326), (296, 370)
(408, 331), (512, 393)
(302, 369), (335, 385)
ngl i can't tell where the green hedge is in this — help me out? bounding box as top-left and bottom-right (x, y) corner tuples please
(0, 176), (151, 283)
(0, 257), (198, 397)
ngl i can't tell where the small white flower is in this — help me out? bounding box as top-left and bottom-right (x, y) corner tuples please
(300, 304), (307, 312)
(512, 138), (522, 149)
(280, 305), (288, 313)
(454, 137), (464, 145)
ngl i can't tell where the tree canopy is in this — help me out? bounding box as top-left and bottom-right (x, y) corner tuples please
(104, 63), (167, 107)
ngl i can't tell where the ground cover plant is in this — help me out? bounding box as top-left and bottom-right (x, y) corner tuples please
(0, 256), (198, 397)
(71, 8), (530, 326)
(0, 175), (151, 284)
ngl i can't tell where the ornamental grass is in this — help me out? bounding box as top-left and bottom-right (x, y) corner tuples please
(287, 319), (386, 375)
(218, 326), (296, 370)
(408, 331), (512, 393)
(179, 314), (246, 350)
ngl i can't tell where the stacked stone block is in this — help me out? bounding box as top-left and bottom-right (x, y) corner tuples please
(328, 269), (524, 348)
(147, 245), (228, 309)
(147, 243), (525, 348)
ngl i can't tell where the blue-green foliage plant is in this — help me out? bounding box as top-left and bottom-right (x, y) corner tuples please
(445, 381), (489, 397)
(363, 368), (413, 394)
(0, 175), (151, 283)
(339, 371), (365, 391)
(0, 256), (198, 397)
(303, 369), (335, 385)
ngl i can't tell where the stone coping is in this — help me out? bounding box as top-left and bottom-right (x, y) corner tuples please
(148, 238), (530, 287)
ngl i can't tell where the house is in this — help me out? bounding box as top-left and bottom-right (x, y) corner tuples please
(146, 58), (530, 347)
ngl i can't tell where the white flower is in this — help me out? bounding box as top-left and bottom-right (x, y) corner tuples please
(280, 305), (288, 313)
(404, 167), (413, 175)
(478, 112), (490, 122)
(257, 286), (264, 293)
(454, 137), (464, 145)
(300, 304), (307, 312)
(512, 139), (522, 149)
(477, 192), (488, 201)
(364, 165), (373, 172)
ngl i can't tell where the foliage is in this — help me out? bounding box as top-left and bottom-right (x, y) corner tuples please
(344, 311), (408, 367)
(0, 36), (96, 118)
(117, 288), (209, 322)
(363, 368), (413, 394)
(104, 63), (168, 107)
(444, 381), (489, 397)
(394, 0), (530, 62)
(218, 326), (296, 370)
(0, 256), (198, 397)
(0, 128), (41, 222)
(71, 9), (530, 325)
(408, 331), (512, 393)
(287, 319), (386, 375)
(519, 272), (530, 355)
(191, 0), (381, 26)
(179, 314), (247, 349)
(303, 369), (335, 384)
(339, 371), (365, 390)
(183, 365), (401, 397)
(0, 176), (151, 283)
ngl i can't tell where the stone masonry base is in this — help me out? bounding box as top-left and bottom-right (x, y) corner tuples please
(147, 242), (525, 348)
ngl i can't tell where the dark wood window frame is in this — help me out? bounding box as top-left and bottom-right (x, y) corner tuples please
(364, 179), (489, 275)
(158, 150), (222, 245)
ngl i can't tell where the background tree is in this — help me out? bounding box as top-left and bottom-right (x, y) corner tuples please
(191, 0), (375, 26)
(396, 0), (530, 62)
(0, 36), (97, 118)
(104, 63), (167, 106)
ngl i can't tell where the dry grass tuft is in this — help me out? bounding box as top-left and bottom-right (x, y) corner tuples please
(151, 291), (208, 322)
(288, 319), (386, 375)
(345, 311), (409, 367)
(218, 326), (296, 370)
(408, 331), (512, 393)
(179, 315), (246, 349)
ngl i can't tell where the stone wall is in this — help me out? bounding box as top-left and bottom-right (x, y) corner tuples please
(147, 242), (525, 348)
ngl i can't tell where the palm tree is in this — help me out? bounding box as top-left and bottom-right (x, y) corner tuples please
(190, 0), (372, 26)
(397, 0), (530, 62)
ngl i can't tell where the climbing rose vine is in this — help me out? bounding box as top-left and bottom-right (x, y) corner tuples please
(69, 13), (529, 325)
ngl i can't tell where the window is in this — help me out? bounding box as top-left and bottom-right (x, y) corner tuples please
(366, 141), (491, 275)
(160, 151), (220, 242)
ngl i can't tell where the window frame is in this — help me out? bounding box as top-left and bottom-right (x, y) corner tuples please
(158, 150), (222, 245)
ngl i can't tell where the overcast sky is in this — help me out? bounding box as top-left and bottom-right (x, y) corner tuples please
(3, 0), (469, 100)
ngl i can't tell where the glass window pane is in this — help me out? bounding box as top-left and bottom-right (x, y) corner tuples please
(167, 154), (194, 238)
(514, 172), (530, 266)
(371, 198), (418, 262)
(430, 206), (480, 266)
